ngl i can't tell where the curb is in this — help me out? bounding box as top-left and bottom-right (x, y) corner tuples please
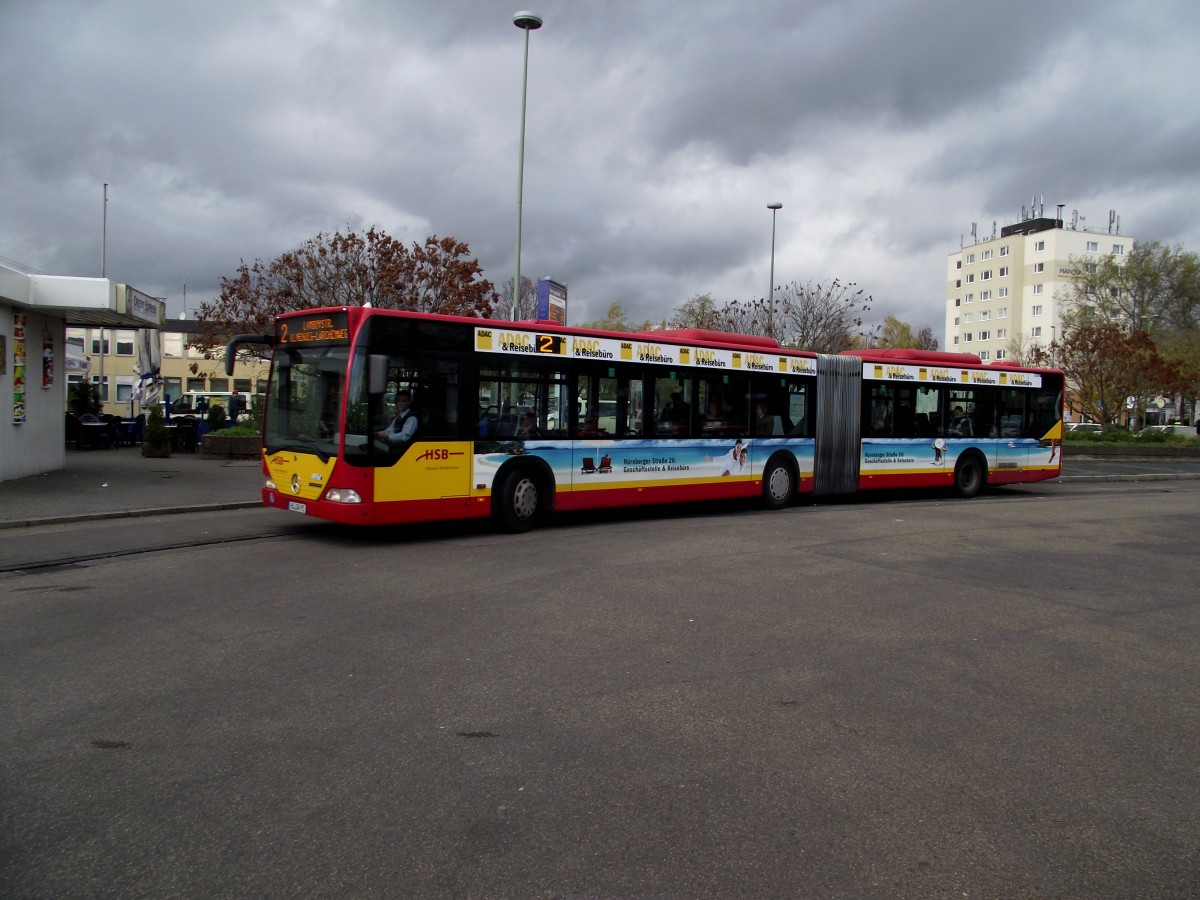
(0, 501), (265, 531)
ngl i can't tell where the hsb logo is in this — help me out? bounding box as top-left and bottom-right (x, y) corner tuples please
(416, 448), (462, 463)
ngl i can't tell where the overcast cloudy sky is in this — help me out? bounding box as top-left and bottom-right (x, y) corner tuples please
(3, 0), (1199, 338)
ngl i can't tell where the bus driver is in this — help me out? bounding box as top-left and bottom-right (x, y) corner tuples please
(377, 391), (419, 445)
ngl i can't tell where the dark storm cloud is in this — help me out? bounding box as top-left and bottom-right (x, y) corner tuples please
(2, 0), (1199, 334)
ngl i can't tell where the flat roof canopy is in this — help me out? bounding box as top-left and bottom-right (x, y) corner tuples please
(1, 264), (165, 329)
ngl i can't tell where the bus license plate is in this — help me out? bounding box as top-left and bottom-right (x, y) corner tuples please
(288, 500), (307, 514)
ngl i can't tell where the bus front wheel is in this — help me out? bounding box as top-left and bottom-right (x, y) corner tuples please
(762, 457), (795, 510)
(953, 453), (987, 499)
(496, 469), (540, 533)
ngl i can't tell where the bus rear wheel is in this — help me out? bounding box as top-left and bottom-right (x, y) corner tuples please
(762, 457), (794, 510)
(496, 469), (541, 533)
(953, 453), (987, 499)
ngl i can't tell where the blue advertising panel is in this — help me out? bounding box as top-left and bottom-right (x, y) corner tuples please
(536, 278), (567, 324)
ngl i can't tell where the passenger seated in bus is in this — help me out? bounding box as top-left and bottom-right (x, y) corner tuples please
(376, 391), (419, 445)
(950, 405), (973, 437)
(661, 392), (689, 425)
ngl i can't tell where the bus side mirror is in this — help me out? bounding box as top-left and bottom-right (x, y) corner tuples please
(368, 354), (389, 395)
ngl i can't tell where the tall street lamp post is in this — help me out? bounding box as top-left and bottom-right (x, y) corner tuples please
(513, 11), (543, 321)
(767, 202), (782, 335)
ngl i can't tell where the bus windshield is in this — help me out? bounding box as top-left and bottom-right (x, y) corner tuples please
(264, 345), (349, 461)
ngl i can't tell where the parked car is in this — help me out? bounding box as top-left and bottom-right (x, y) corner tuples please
(1066, 422), (1104, 434)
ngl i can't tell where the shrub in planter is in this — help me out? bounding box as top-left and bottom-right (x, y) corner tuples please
(142, 406), (171, 457)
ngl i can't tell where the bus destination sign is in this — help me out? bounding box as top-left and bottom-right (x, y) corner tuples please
(278, 311), (351, 346)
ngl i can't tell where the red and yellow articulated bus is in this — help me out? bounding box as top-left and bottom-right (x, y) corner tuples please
(226, 307), (1063, 531)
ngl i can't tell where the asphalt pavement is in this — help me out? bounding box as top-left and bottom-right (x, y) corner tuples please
(2, 445), (1199, 530)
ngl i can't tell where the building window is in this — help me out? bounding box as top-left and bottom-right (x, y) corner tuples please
(997, 328), (1007, 339)
(981, 269), (992, 280)
(956, 260), (962, 269)
(1032, 304), (1043, 316)
(1033, 262), (1044, 273)
(209, 378), (230, 393)
(1032, 284), (1044, 295)
(91, 375), (109, 401)
(967, 253), (975, 263)
(964, 313), (973, 323)
(967, 274), (975, 283)
(163, 333), (185, 358)
(980, 311), (991, 321)
(116, 376), (135, 402)
(982, 250), (993, 260)
(999, 266), (1009, 277)
(115, 330), (135, 356)
(1000, 246), (1009, 256)
(186, 377), (205, 392)
(981, 290), (991, 301)
(1031, 326), (1042, 338)
(164, 378), (183, 400)
(955, 298), (961, 307)
(953, 336), (959, 345)
(954, 317), (960, 326)
(956, 279), (961, 288)
(966, 293), (974, 303)
(998, 307), (1007, 319)
(1086, 241), (1099, 252)
(996, 349), (1006, 359)
(1035, 240), (1045, 251)
(1113, 244), (1125, 254)
(998, 287), (1008, 298)
(90, 329), (110, 355)
(979, 330), (990, 341)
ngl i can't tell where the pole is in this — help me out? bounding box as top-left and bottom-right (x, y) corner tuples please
(513, 12), (542, 321)
(767, 202), (782, 336)
(101, 183), (108, 278)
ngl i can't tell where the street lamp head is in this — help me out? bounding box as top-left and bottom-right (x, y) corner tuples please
(514, 11), (543, 30)
(767, 202), (782, 210)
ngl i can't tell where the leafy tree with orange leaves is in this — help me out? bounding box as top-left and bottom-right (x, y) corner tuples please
(192, 228), (497, 359)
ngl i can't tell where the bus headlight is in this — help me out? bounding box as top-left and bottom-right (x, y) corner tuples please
(264, 477), (277, 490)
(323, 488), (363, 504)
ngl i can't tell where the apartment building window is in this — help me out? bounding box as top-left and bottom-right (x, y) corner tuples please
(954, 317), (960, 326)
(978, 330), (990, 341)
(115, 376), (136, 403)
(998, 287), (1008, 298)
(964, 313), (973, 323)
(1000, 246), (1009, 256)
(963, 333), (973, 342)
(955, 298), (961, 307)
(163, 333), (185, 358)
(956, 260), (962, 269)
(1032, 304), (1043, 316)
(1086, 241), (1099, 252)
(981, 290), (991, 301)
(997, 328), (1007, 339)
(953, 336), (959, 345)
(980, 311), (990, 321)
(981, 269), (992, 280)
(982, 250), (993, 260)
(1035, 240), (1045, 251)
(90, 329), (110, 355)
(1032, 284), (1044, 295)
(210, 378), (230, 393)
(966, 293), (974, 303)
(956, 279), (961, 288)
(91, 375), (109, 401)
(966, 274), (975, 283)
(999, 266), (1009, 277)
(115, 330), (135, 356)
(998, 307), (1007, 318)
(1031, 327), (1042, 337)
(1033, 262), (1044, 273)
(967, 253), (975, 263)
(996, 349), (1006, 360)
(1113, 244), (1125, 254)
(164, 377), (183, 399)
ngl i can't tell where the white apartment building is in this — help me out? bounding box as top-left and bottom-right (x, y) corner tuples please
(945, 208), (1133, 363)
